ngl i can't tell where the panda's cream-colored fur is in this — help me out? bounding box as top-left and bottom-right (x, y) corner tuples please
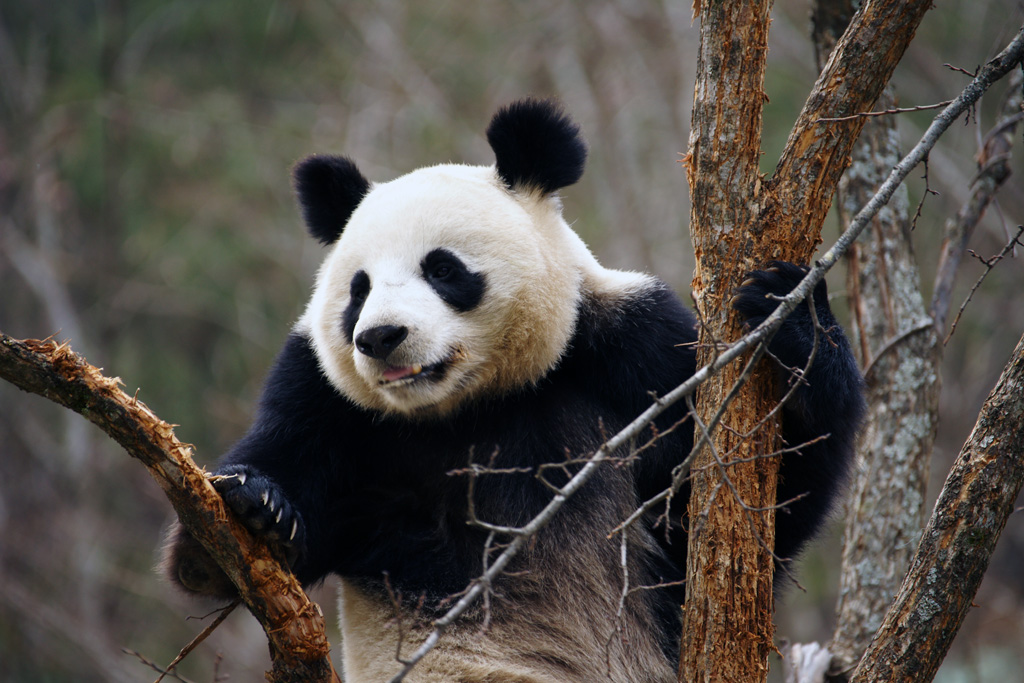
(337, 500), (677, 683)
(302, 162), (651, 417)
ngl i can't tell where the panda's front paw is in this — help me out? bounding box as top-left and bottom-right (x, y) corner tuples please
(733, 261), (832, 369)
(732, 261), (822, 324)
(211, 464), (306, 566)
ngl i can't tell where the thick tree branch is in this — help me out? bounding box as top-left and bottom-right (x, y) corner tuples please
(849, 330), (1024, 682)
(760, 0), (933, 254)
(0, 332), (338, 683)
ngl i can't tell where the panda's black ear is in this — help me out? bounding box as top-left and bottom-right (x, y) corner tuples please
(293, 155), (371, 245)
(486, 99), (587, 195)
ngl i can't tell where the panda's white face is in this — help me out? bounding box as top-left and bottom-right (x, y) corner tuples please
(302, 164), (594, 417)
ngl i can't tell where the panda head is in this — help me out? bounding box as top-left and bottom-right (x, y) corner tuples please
(294, 99), (643, 417)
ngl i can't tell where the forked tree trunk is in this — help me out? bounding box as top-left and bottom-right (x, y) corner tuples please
(681, 1), (932, 679)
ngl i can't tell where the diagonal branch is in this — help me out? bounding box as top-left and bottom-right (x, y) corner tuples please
(0, 333), (338, 683)
(761, 0), (934, 255)
(849, 330), (1024, 682)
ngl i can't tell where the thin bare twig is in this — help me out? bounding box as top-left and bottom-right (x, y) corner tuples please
(943, 63), (979, 77)
(909, 157), (940, 232)
(815, 100), (953, 123)
(945, 225), (1024, 344)
(123, 650), (198, 683)
(154, 602), (239, 683)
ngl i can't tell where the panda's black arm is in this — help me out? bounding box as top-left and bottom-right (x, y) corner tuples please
(566, 270), (863, 565)
(204, 332), (361, 587)
(163, 333), (349, 598)
(733, 263), (865, 560)
(210, 333), (495, 595)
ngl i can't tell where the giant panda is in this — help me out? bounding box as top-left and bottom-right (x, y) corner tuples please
(165, 99), (864, 682)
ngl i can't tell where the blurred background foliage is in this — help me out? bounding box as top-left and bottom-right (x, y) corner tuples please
(1, 1), (1022, 681)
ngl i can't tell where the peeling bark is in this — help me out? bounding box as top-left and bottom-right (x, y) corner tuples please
(0, 333), (339, 683)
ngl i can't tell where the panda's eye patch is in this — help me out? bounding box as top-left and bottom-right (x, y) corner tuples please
(421, 248), (485, 313)
(342, 270), (370, 343)
(349, 270), (370, 303)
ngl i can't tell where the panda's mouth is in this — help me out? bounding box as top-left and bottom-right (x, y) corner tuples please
(378, 361), (447, 386)
(375, 346), (467, 389)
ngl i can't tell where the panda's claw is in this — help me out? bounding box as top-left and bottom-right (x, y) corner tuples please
(207, 464), (307, 564)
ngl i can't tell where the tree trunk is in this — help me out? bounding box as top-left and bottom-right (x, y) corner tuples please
(680, 2), (777, 680)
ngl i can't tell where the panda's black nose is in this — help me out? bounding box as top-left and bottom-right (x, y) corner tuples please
(355, 325), (409, 359)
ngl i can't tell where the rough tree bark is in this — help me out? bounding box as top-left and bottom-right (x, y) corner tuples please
(849, 331), (1024, 682)
(0, 333), (339, 683)
(680, 3), (777, 680)
(681, 1), (931, 679)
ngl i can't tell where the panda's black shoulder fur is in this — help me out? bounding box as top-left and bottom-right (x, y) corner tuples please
(486, 98), (587, 194)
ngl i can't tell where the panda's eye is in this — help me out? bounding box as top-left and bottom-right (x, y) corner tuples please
(430, 263), (453, 281)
